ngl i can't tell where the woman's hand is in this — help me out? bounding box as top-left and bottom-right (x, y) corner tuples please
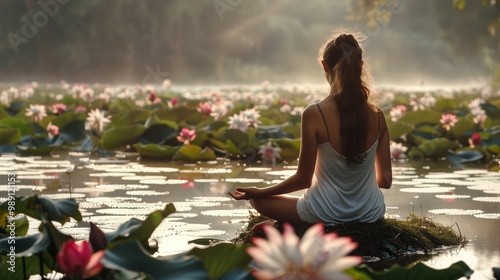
(228, 187), (261, 200)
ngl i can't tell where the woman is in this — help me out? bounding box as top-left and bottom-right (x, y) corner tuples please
(228, 32), (392, 226)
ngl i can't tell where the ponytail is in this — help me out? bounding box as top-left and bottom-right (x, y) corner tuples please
(319, 33), (371, 166)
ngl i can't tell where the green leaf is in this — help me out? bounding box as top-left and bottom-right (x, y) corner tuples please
(275, 137), (300, 159)
(107, 203), (176, 251)
(446, 150), (483, 163)
(101, 124), (146, 150)
(408, 138), (460, 160)
(449, 114), (476, 142)
(433, 98), (458, 111)
(18, 145), (54, 156)
(101, 240), (209, 280)
(0, 230), (50, 257)
(172, 145), (216, 161)
(0, 252), (52, 279)
(109, 109), (150, 128)
(0, 196), (82, 225)
(51, 112), (87, 129)
(353, 261), (472, 280)
(59, 120), (87, 142)
(0, 107), (9, 119)
(0, 214), (29, 237)
(0, 126), (21, 145)
(0, 117), (32, 136)
(219, 269), (256, 280)
(398, 110), (442, 126)
(139, 124), (178, 145)
(154, 107), (197, 123)
(133, 143), (178, 159)
(188, 238), (224, 246)
(189, 243), (253, 280)
(387, 122), (413, 141)
(144, 113), (179, 130)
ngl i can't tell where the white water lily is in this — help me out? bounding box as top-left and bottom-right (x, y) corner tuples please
(228, 113), (250, 132)
(468, 98), (484, 116)
(290, 106), (304, 116)
(242, 108), (262, 128)
(82, 88), (95, 103)
(0, 91), (10, 106)
(258, 142), (281, 166)
(390, 141), (407, 159)
(85, 108), (111, 133)
(248, 223), (362, 280)
(25, 104), (47, 122)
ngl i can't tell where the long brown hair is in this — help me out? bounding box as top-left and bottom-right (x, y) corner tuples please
(318, 32), (371, 166)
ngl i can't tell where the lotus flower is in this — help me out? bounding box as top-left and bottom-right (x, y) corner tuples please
(248, 223), (362, 280)
(168, 97), (178, 108)
(390, 141), (407, 159)
(468, 98), (484, 116)
(162, 79), (171, 89)
(228, 113), (250, 132)
(46, 122), (59, 138)
(57, 240), (104, 278)
(440, 114), (458, 131)
(85, 108), (111, 133)
(473, 111), (487, 126)
(52, 103), (67, 115)
(147, 92), (161, 104)
(25, 104), (47, 122)
(197, 102), (212, 117)
(258, 142), (282, 166)
(242, 108), (262, 128)
(177, 127), (196, 145)
(469, 133), (481, 148)
(389, 105), (407, 122)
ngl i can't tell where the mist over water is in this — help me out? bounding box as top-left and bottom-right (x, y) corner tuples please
(0, 0), (496, 87)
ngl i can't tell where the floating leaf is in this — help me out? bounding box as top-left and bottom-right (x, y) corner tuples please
(0, 125), (21, 145)
(133, 143), (178, 159)
(387, 122), (413, 141)
(59, 120), (87, 142)
(51, 112), (87, 129)
(172, 145), (216, 161)
(139, 124), (178, 145)
(398, 110), (442, 126)
(354, 261), (472, 280)
(101, 239), (209, 280)
(189, 243), (253, 280)
(101, 124), (146, 150)
(446, 150), (483, 164)
(0, 117), (32, 136)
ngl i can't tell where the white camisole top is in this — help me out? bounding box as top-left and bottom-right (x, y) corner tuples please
(296, 104), (386, 226)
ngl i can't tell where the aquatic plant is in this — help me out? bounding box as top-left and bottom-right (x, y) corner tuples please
(248, 223), (362, 280)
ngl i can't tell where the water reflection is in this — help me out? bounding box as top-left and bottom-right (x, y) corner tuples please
(0, 152), (498, 278)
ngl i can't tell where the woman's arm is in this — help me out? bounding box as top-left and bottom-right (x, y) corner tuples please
(375, 110), (392, 189)
(229, 105), (319, 200)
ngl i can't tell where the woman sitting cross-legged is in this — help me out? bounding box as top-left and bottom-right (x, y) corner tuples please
(228, 31), (392, 226)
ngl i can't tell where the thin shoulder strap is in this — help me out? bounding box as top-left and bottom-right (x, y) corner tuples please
(377, 107), (382, 137)
(316, 103), (329, 141)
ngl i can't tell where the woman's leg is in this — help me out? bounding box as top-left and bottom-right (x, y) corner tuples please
(249, 195), (302, 225)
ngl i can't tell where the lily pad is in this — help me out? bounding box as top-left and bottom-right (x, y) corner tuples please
(172, 145), (216, 162)
(102, 124), (146, 150)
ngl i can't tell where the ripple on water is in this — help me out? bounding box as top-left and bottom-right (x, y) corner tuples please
(474, 213), (500, 219)
(122, 175), (166, 181)
(424, 173), (469, 179)
(225, 178), (264, 184)
(86, 215), (146, 225)
(200, 209), (255, 217)
(244, 167), (273, 172)
(96, 208), (163, 215)
(193, 179), (219, 183)
(42, 193), (86, 199)
(125, 190), (168, 196)
(265, 170), (295, 177)
(399, 187), (455, 193)
(190, 196), (231, 202)
(0, 185), (46, 191)
(453, 169), (489, 175)
(435, 194), (471, 199)
(428, 208), (484, 215)
(95, 184), (149, 190)
(472, 197), (500, 203)
(89, 172), (135, 177)
(86, 197), (142, 203)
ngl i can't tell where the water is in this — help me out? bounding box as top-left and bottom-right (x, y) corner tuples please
(0, 152), (499, 279)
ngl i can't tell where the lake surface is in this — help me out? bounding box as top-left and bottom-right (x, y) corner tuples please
(0, 152), (499, 280)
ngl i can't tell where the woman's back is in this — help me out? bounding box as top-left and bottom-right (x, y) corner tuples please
(295, 99), (386, 226)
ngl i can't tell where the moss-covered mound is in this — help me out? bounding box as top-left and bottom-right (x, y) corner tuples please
(233, 213), (466, 268)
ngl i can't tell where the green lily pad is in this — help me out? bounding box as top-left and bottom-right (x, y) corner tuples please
(51, 112), (87, 129)
(0, 117), (32, 136)
(18, 145), (54, 156)
(59, 120), (87, 142)
(133, 143), (178, 159)
(398, 110), (442, 126)
(0, 125), (21, 145)
(101, 124), (146, 150)
(172, 145), (216, 161)
(408, 138), (460, 160)
(353, 261), (473, 280)
(446, 150), (483, 163)
(387, 122), (413, 141)
(189, 243), (253, 280)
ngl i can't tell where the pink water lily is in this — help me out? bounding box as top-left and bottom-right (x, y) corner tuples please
(52, 103), (67, 115)
(25, 104), (47, 122)
(248, 223), (362, 280)
(57, 240), (105, 278)
(469, 133), (481, 148)
(46, 122), (59, 138)
(168, 97), (178, 108)
(440, 114), (458, 131)
(197, 102), (212, 117)
(390, 141), (407, 159)
(177, 128), (197, 145)
(258, 142), (281, 166)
